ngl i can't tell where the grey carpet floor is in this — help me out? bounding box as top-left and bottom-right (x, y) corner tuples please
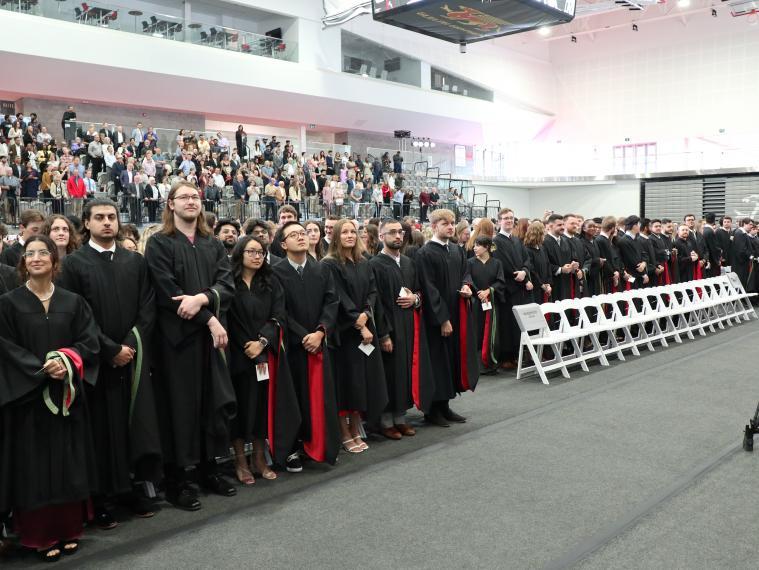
(6, 318), (759, 569)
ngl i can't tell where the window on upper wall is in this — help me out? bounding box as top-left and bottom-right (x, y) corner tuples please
(430, 67), (494, 102)
(341, 30), (422, 87)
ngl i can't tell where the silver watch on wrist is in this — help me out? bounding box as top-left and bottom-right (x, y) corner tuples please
(258, 335), (269, 348)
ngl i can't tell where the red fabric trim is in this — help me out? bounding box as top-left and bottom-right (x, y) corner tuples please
(303, 352), (326, 462)
(481, 309), (492, 367)
(694, 262), (703, 297)
(543, 291), (550, 303)
(569, 277), (576, 299)
(58, 347), (83, 407)
(458, 298), (470, 392)
(411, 308), (421, 410)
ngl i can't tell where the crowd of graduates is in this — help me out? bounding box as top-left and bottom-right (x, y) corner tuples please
(0, 180), (741, 562)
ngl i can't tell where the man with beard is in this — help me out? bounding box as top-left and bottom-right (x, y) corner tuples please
(369, 219), (434, 439)
(415, 209), (479, 427)
(145, 181), (236, 511)
(639, 218), (661, 287)
(717, 216), (733, 270)
(491, 208), (532, 369)
(616, 215), (649, 288)
(596, 216), (621, 293)
(701, 213), (722, 277)
(684, 213), (708, 279)
(542, 214), (576, 300)
(214, 218), (241, 259)
(58, 198), (161, 529)
(563, 214), (586, 297)
(649, 219), (673, 285)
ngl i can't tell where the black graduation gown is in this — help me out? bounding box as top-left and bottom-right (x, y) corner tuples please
(674, 237), (698, 282)
(0, 263), (19, 295)
(565, 234), (586, 297)
(322, 257), (388, 424)
(228, 277), (301, 465)
(579, 236), (603, 296)
(702, 225), (721, 277)
(617, 233), (647, 288)
(416, 241), (479, 401)
(144, 231), (236, 468)
(467, 256), (505, 371)
(492, 233), (531, 361)
(271, 257), (341, 464)
(58, 244), (162, 493)
(0, 241), (21, 268)
(0, 287), (99, 512)
(369, 252), (434, 415)
(662, 234), (680, 284)
(716, 228), (732, 268)
(526, 246), (551, 304)
(639, 235), (658, 287)
(543, 234), (572, 300)
(730, 230), (751, 289)
(596, 234), (621, 294)
(748, 237), (759, 294)
(649, 233), (672, 285)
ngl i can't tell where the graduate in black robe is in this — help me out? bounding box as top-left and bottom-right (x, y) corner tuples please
(0, 209), (45, 268)
(370, 220), (434, 439)
(0, 263), (19, 294)
(616, 216), (649, 289)
(579, 220), (604, 297)
(542, 215), (575, 300)
(492, 209), (532, 367)
(57, 199), (160, 527)
(596, 220), (622, 294)
(416, 209), (478, 427)
(322, 219), (388, 453)
(227, 236), (301, 485)
(729, 220), (753, 290)
(272, 221), (340, 467)
(674, 225), (699, 282)
(649, 221), (673, 285)
(523, 223), (552, 304)
(0, 235), (99, 560)
(639, 220), (660, 288)
(662, 221), (681, 284)
(468, 236), (506, 374)
(563, 215), (587, 298)
(716, 218), (733, 270)
(144, 182), (237, 511)
(702, 214), (722, 277)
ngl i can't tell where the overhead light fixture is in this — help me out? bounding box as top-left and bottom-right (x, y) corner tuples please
(571, 35), (577, 43)
(677, 0), (690, 7)
(632, 23), (638, 31)
(538, 26), (551, 36)
(423, 141), (430, 148)
(430, 142), (436, 148)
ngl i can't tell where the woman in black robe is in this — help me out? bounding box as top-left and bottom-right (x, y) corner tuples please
(228, 236), (300, 485)
(580, 219), (604, 297)
(523, 221), (552, 304)
(0, 235), (99, 562)
(467, 236), (505, 373)
(322, 219), (388, 454)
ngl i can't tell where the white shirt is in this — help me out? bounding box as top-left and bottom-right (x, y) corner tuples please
(89, 240), (116, 254)
(430, 236), (449, 247)
(287, 257), (306, 274)
(381, 250), (401, 267)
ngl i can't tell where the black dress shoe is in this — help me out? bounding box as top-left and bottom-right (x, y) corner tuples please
(442, 407), (467, 423)
(424, 412), (450, 427)
(131, 495), (157, 518)
(94, 507), (118, 530)
(166, 483), (201, 511)
(202, 474), (237, 497)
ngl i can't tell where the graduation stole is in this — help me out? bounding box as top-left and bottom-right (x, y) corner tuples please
(42, 348), (82, 416)
(266, 323), (286, 464)
(129, 326), (144, 426)
(304, 350), (327, 462)
(458, 298), (472, 392)
(211, 288), (228, 365)
(412, 298), (423, 411)
(481, 287), (499, 369)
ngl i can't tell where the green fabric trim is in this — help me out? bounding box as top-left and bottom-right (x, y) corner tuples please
(487, 287), (499, 367)
(129, 326), (143, 426)
(211, 288), (228, 366)
(42, 351), (75, 416)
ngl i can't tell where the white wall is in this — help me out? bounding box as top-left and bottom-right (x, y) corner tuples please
(473, 180), (641, 219)
(547, 12), (759, 144)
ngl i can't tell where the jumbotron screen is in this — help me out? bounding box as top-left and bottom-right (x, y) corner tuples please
(372, 0), (575, 43)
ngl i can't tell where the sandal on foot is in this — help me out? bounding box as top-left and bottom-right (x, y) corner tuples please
(234, 464), (255, 486)
(38, 546), (61, 563)
(353, 437), (369, 451)
(341, 439), (362, 453)
(61, 540), (79, 556)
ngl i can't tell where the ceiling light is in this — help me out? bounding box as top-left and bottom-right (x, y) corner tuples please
(430, 142), (436, 148)
(538, 26), (551, 36)
(677, 0), (690, 7)
(424, 141), (430, 148)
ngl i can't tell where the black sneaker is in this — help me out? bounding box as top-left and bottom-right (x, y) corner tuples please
(286, 452), (303, 473)
(201, 474), (237, 497)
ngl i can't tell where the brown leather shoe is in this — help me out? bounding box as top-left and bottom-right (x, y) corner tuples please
(380, 426), (402, 440)
(395, 424), (416, 437)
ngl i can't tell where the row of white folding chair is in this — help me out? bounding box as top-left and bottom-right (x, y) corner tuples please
(514, 274), (756, 385)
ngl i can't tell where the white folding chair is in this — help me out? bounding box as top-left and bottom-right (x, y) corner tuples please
(576, 296), (627, 361)
(555, 298), (609, 369)
(513, 303), (572, 385)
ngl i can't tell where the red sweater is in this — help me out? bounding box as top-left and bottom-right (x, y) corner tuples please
(67, 176), (86, 198)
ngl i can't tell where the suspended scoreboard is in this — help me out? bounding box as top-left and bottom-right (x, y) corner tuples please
(372, 0), (575, 44)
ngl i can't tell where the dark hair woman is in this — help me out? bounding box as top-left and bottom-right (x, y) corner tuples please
(227, 235), (299, 484)
(0, 235), (98, 561)
(467, 235), (505, 373)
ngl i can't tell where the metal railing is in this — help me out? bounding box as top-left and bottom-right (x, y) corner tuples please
(1, 0), (297, 62)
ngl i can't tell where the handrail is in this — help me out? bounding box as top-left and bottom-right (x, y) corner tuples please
(426, 166), (440, 178)
(413, 161), (428, 173)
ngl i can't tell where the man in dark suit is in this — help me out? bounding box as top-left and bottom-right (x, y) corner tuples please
(10, 156), (24, 179)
